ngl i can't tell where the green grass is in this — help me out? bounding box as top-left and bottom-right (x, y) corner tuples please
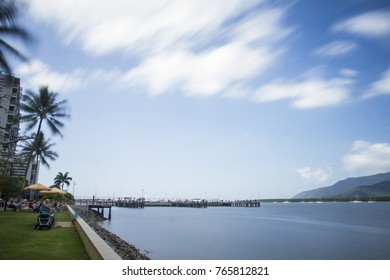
(55, 209), (72, 222)
(0, 210), (90, 260)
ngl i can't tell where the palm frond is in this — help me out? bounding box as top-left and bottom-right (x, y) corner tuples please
(20, 132), (58, 169)
(20, 86), (69, 137)
(0, 0), (34, 73)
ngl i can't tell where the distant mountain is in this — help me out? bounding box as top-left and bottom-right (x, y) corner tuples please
(293, 172), (390, 199)
(328, 181), (390, 199)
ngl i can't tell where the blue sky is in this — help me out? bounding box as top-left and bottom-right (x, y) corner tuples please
(11, 0), (390, 199)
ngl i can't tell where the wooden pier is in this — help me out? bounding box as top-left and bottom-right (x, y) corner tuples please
(230, 200), (261, 207)
(143, 200), (207, 208)
(144, 199), (260, 208)
(76, 197), (145, 209)
(76, 198), (260, 213)
(114, 199), (145, 208)
(88, 205), (112, 220)
(171, 200), (207, 208)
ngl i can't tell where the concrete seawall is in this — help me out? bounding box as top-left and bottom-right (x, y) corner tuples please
(67, 205), (122, 260)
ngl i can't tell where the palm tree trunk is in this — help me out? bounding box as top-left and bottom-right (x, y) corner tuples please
(23, 119), (43, 185)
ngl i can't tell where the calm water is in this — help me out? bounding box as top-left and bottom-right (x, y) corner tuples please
(99, 202), (390, 260)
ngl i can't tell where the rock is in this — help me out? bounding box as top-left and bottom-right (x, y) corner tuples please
(71, 205), (150, 260)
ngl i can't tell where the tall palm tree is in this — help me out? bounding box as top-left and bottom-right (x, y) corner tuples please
(0, 0), (33, 74)
(54, 172), (72, 191)
(21, 86), (69, 137)
(20, 86), (69, 182)
(20, 132), (58, 170)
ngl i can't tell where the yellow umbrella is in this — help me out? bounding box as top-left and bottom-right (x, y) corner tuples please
(25, 183), (51, 191)
(40, 187), (66, 195)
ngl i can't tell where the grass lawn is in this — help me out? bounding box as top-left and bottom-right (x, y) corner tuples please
(0, 209), (90, 260)
(56, 209), (72, 222)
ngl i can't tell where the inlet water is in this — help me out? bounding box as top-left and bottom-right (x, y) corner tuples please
(99, 202), (390, 260)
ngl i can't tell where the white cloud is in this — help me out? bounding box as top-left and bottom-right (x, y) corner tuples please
(26, 1), (292, 99)
(119, 43), (277, 97)
(230, 7), (294, 44)
(313, 40), (356, 57)
(339, 68), (359, 78)
(296, 166), (332, 183)
(251, 74), (353, 109)
(363, 67), (390, 99)
(26, 0), (263, 55)
(343, 140), (390, 174)
(333, 10), (390, 38)
(16, 59), (87, 93)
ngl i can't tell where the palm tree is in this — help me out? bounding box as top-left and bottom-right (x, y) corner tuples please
(20, 132), (58, 172)
(20, 86), (69, 182)
(0, 0), (33, 74)
(21, 86), (69, 137)
(54, 172), (72, 191)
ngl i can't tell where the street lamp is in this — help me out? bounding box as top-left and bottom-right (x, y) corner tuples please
(73, 181), (76, 196)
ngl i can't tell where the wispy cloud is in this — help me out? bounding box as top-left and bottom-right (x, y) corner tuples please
(343, 140), (390, 174)
(16, 59), (87, 93)
(251, 73), (353, 109)
(25, 1), (387, 110)
(339, 68), (359, 78)
(313, 40), (357, 57)
(296, 166), (332, 183)
(111, 4), (292, 98)
(363, 67), (390, 99)
(27, 0), (293, 99)
(27, 0), (264, 56)
(119, 44), (278, 97)
(333, 10), (390, 38)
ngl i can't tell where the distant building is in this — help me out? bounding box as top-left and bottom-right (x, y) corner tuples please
(0, 72), (38, 185)
(0, 73), (21, 152)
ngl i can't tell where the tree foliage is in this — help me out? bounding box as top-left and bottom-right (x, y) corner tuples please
(20, 86), (69, 181)
(21, 86), (69, 137)
(0, 0), (33, 74)
(19, 132), (58, 168)
(54, 171), (73, 190)
(0, 174), (23, 198)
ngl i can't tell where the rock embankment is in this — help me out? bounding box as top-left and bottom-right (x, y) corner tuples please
(71, 205), (150, 260)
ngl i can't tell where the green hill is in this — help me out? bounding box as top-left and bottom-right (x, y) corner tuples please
(293, 172), (390, 199)
(325, 181), (390, 199)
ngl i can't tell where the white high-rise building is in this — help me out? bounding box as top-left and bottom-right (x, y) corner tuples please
(0, 73), (22, 159)
(0, 72), (38, 185)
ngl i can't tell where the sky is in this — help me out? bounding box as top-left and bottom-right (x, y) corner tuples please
(9, 0), (390, 200)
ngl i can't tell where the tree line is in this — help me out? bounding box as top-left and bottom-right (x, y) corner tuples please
(0, 0), (72, 199)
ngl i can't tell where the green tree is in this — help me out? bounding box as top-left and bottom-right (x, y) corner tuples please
(21, 86), (69, 137)
(0, 0), (33, 74)
(0, 174), (23, 198)
(20, 86), (69, 182)
(20, 132), (58, 170)
(54, 171), (72, 191)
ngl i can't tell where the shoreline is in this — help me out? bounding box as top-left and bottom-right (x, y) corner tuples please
(71, 205), (150, 260)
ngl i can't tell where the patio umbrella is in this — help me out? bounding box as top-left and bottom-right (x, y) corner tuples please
(25, 183), (51, 200)
(25, 183), (51, 191)
(40, 187), (66, 195)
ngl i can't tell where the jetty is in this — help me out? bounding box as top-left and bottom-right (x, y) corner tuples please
(145, 200), (208, 208)
(88, 204), (112, 220)
(76, 197), (144, 220)
(76, 197), (260, 211)
(113, 198), (145, 208)
(230, 200), (261, 207)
